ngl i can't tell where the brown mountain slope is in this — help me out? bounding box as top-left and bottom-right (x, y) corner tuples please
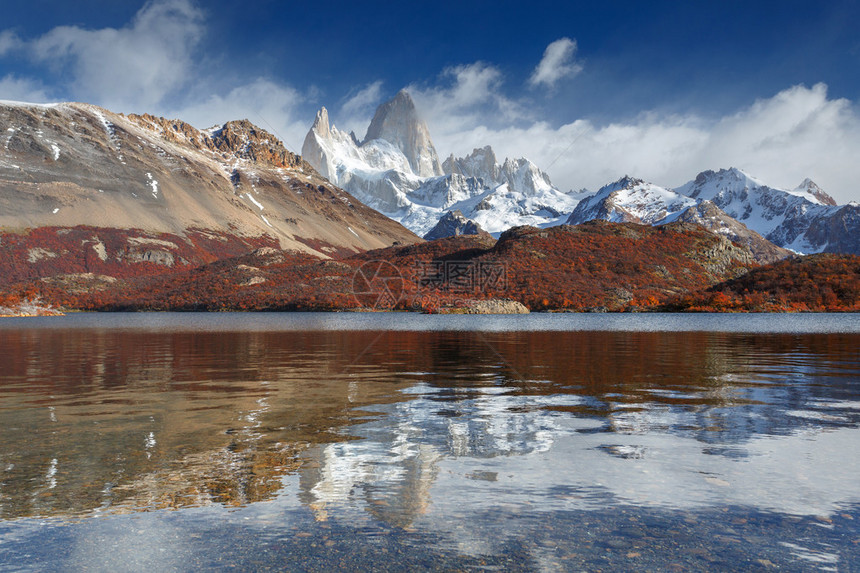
(0, 101), (419, 267)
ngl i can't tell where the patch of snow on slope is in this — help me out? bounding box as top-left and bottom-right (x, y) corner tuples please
(91, 106), (126, 163)
(246, 193), (264, 210)
(145, 172), (158, 198)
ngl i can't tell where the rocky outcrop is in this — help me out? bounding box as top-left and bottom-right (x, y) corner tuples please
(127, 114), (311, 171)
(668, 221), (754, 279)
(423, 210), (486, 240)
(460, 299), (530, 314)
(673, 201), (792, 264)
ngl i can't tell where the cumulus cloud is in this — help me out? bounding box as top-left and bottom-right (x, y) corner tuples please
(422, 83), (860, 204)
(27, 0), (205, 110)
(0, 1), (310, 153)
(529, 38), (582, 89)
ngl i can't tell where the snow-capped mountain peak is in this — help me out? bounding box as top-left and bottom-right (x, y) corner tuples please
(311, 106), (331, 138)
(567, 166), (858, 255)
(608, 175), (645, 191)
(793, 178), (837, 206)
(443, 146), (500, 183)
(567, 175), (695, 225)
(301, 93), (581, 237)
(362, 89), (443, 177)
(678, 167), (767, 202)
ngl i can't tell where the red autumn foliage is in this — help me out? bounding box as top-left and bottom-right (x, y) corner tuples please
(667, 253), (860, 312)
(5, 221), (857, 313)
(2, 221), (769, 313)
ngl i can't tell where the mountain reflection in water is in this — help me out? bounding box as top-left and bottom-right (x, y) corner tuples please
(0, 315), (859, 571)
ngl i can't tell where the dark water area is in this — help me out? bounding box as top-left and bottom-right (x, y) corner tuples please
(0, 313), (858, 571)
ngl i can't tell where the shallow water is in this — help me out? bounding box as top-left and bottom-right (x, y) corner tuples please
(0, 313), (858, 571)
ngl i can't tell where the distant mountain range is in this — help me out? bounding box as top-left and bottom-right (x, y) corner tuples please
(568, 168), (859, 258)
(302, 91), (860, 258)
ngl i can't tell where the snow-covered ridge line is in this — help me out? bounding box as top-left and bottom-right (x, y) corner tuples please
(568, 167), (858, 255)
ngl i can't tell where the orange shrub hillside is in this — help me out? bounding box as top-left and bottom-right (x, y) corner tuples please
(667, 253), (860, 312)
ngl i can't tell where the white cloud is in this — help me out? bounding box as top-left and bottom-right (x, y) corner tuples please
(27, 0), (205, 111)
(529, 37), (582, 89)
(0, 30), (20, 56)
(1, 1), (310, 153)
(408, 62), (507, 114)
(406, 62), (523, 148)
(421, 83), (860, 204)
(338, 80), (384, 138)
(696, 83), (860, 194)
(341, 81), (383, 117)
(0, 74), (53, 103)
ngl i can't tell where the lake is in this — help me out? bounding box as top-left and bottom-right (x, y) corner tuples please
(1, 313), (858, 571)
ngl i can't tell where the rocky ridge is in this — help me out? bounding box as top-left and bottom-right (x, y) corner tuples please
(423, 209), (487, 240)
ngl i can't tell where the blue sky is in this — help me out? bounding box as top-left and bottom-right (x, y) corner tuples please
(2, 0), (860, 201)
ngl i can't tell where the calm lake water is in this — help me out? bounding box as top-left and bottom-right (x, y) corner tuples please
(1, 313), (858, 571)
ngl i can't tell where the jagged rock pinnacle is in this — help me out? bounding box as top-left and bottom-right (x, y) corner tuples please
(312, 107), (330, 139)
(363, 90), (443, 177)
